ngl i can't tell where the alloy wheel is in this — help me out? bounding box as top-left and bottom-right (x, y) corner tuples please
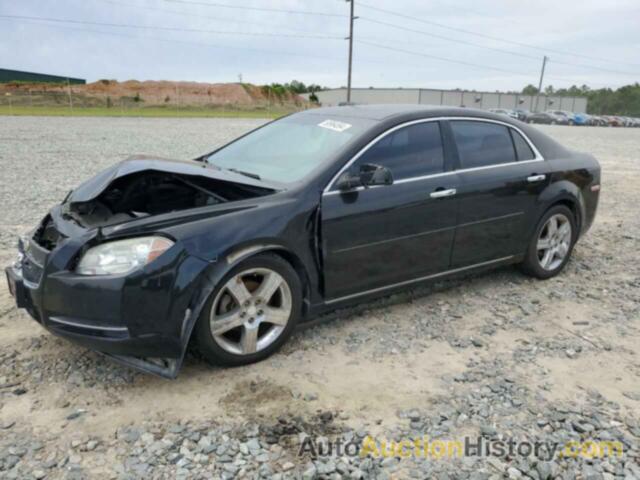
(209, 268), (292, 355)
(536, 213), (572, 271)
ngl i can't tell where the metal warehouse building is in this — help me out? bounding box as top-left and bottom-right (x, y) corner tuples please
(0, 68), (85, 85)
(304, 88), (587, 113)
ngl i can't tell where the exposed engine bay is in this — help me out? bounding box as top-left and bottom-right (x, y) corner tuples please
(63, 170), (274, 229)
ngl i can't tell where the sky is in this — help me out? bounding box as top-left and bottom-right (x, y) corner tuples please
(1, 0), (639, 92)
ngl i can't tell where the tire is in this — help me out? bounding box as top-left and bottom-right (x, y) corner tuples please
(520, 205), (577, 279)
(194, 253), (302, 366)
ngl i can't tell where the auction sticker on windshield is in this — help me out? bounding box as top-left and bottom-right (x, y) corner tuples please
(318, 119), (352, 133)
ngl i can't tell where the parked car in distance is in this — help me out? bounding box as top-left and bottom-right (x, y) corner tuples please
(572, 113), (592, 126)
(488, 108), (519, 120)
(5, 105), (601, 378)
(600, 116), (616, 127)
(622, 117), (635, 127)
(608, 116), (624, 127)
(514, 109), (532, 122)
(547, 110), (577, 126)
(527, 112), (568, 125)
(588, 115), (639, 127)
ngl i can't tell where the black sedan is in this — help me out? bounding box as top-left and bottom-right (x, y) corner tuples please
(6, 105), (600, 378)
(526, 112), (568, 125)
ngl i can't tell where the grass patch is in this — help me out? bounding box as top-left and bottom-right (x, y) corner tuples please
(0, 105), (298, 119)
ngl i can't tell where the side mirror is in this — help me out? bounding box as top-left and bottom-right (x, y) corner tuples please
(335, 170), (363, 190)
(336, 163), (393, 191)
(359, 163), (393, 187)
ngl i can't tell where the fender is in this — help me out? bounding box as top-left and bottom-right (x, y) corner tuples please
(223, 242), (317, 314)
(533, 178), (586, 237)
(167, 240), (317, 378)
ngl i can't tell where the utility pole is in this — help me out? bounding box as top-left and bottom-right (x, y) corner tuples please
(346, 0), (355, 103)
(534, 55), (548, 112)
(66, 78), (74, 111)
(5, 93), (12, 115)
(175, 84), (179, 115)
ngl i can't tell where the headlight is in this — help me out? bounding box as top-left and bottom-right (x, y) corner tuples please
(76, 236), (174, 276)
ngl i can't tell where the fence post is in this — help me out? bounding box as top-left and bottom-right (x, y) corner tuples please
(66, 79), (73, 113)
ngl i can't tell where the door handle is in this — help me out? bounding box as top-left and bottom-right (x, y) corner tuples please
(527, 174), (546, 183)
(430, 188), (457, 199)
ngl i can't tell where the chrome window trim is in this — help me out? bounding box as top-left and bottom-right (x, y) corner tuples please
(322, 116), (545, 195)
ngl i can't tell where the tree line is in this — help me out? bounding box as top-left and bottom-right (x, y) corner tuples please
(521, 83), (640, 116)
(260, 80), (327, 102)
(262, 80), (640, 115)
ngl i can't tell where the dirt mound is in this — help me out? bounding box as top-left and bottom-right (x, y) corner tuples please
(0, 80), (304, 107)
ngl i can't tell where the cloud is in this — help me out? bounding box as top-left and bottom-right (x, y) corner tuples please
(1, 0), (638, 90)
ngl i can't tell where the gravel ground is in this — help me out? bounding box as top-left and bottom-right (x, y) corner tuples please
(0, 116), (639, 480)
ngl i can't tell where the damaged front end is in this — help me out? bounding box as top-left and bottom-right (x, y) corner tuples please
(63, 155), (276, 230)
(6, 156), (279, 378)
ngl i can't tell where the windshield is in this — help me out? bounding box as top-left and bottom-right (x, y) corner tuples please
(206, 114), (374, 184)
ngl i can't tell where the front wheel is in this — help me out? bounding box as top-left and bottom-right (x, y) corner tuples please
(194, 253), (302, 366)
(520, 205), (577, 279)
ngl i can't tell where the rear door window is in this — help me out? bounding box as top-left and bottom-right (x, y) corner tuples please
(450, 121), (517, 169)
(510, 130), (536, 161)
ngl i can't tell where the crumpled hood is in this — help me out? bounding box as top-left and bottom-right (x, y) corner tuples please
(67, 155), (273, 204)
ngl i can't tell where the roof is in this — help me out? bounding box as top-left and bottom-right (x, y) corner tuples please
(301, 104), (506, 122)
(0, 68), (86, 84)
(300, 103), (571, 160)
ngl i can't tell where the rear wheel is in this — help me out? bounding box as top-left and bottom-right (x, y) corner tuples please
(520, 205), (576, 279)
(195, 254), (302, 366)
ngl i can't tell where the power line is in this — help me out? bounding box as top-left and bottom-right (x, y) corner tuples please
(547, 58), (639, 77)
(97, 0), (339, 36)
(4, 17), (428, 70)
(0, 17), (420, 71)
(360, 17), (541, 61)
(160, 0), (346, 17)
(356, 40), (533, 77)
(5, 16), (622, 88)
(361, 16), (640, 78)
(357, 40), (627, 89)
(2, 13), (629, 91)
(0, 14), (343, 39)
(111, 0), (636, 80)
(543, 74), (624, 89)
(357, 1), (640, 69)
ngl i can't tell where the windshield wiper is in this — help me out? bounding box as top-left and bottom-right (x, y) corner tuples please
(226, 168), (261, 180)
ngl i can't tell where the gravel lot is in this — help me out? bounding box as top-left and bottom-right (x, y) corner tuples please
(0, 116), (639, 480)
